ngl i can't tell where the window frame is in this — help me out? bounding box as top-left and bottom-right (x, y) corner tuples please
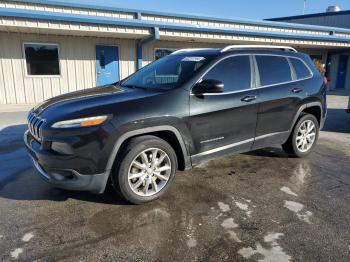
(22, 42), (61, 78)
(191, 54), (255, 95)
(253, 54), (314, 88)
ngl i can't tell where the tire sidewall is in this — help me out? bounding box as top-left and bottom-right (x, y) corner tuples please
(115, 137), (177, 204)
(291, 114), (319, 157)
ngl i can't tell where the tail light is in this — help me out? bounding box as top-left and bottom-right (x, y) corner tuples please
(323, 77), (329, 85)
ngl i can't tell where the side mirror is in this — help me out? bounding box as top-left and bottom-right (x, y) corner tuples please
(192, 79), (224, 95)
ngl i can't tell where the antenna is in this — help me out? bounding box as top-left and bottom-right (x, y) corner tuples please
(303, 0), (307, 15)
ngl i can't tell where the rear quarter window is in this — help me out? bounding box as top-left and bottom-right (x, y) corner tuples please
(256, 55), (292, 86)
(289, 58), (312, 79)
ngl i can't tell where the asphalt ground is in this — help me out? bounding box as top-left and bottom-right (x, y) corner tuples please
(0, 94), (349, 262)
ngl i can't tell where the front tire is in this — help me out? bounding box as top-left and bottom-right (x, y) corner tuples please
(282, 114), (319, 158)
(112, 135), (177, 204)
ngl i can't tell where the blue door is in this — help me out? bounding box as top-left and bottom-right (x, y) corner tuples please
(96, 45), (120, 86)
(336, 55), (348, 89)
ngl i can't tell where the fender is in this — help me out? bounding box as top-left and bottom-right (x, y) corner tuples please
(97, 125), (192, 193)
(289, 101), (324, 132)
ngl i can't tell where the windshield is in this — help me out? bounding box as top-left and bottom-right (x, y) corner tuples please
(121, 54), (214, 90)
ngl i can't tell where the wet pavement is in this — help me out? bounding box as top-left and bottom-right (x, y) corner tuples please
(0, 95), (350, 262)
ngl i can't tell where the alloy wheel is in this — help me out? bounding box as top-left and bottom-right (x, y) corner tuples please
(127, 148), (171, 197)
(296, 120), (316, 153)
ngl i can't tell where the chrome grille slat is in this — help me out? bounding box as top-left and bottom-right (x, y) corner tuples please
(36, 121), (44, 139)
(27, 111), (45, 142)
(29, 115), (34, 135)
(32, 118), (39, 137)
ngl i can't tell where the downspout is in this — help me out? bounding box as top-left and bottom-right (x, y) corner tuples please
(137, 27), (160, 70)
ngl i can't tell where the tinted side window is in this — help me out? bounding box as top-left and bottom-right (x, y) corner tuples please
(203, 56), (251, 93)
(290, 58), (312, 79)
(256, 56), (292, 86)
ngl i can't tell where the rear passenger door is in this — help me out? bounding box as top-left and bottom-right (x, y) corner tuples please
(253, 55), (307, 149)
(189, 55), (259, 164)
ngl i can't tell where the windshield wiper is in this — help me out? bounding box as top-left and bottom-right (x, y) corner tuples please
(121, 84), (147, 90)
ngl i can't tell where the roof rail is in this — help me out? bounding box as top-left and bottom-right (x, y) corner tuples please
(221, 45), (297, 53)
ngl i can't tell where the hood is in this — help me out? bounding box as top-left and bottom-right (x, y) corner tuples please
(32, 84), (163, 123)
(33, 84), (122, 115)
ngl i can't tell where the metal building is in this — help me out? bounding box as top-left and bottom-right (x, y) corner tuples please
(1, 0), (350, 104)
(269, 6), (350, 91)
(269, 7), (350, 29)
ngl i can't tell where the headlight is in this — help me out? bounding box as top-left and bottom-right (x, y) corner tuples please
(51, 115), (108, 128)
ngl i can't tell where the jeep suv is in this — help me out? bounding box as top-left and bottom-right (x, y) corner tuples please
(24, 45), (327, 204)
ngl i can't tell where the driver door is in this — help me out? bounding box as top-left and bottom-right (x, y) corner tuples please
(188, 55), (259, 164)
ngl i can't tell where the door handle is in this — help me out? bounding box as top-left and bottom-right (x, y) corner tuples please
(292, 88), (303, 93)
(241, 95), (257, 102)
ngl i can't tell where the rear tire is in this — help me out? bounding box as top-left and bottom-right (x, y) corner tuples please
(282, 114), (319, 158)
(112, 135), (177, 204)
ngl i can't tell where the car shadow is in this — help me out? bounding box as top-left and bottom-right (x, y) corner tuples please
(322, 108), (350, 134)
(244, 147), (290, 158)
(0, 124), (128, 205)
(327, 90), (350, 97)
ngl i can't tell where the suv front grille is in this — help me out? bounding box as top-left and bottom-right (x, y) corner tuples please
(27, 111), (45, 142)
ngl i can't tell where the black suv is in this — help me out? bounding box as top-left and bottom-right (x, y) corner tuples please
(25, 45), (327, 204)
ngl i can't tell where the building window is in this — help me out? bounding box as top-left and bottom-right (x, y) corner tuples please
(24, 43), (60, 76)
(155, 48), (177, 60)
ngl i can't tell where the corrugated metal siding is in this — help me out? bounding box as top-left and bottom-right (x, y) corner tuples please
(279, 14), (350, 29)
(0, 17), (150, 38)
(2, 16), (349, 48)
(1, 0), (346, 39)
(141, 15), (329, 36)
(160, 30), (350, 48)
(0, 32), (136, 104)
(0, 1), (135, 19)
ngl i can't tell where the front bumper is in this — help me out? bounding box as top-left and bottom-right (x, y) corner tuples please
(24, 130), (109, 194)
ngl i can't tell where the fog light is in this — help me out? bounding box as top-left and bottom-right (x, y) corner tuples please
(51, 142), (73, 155)
(50, 170), (75, 181)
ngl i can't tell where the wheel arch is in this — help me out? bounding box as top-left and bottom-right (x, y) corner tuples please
(290, 102), (324, 131)
(106, 126), (191, 175)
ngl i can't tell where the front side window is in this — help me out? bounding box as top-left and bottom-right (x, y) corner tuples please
(256, 55), (292, 86)
(121, 54), (215, 90)
(290, 58), (312, 79)
(24, 43), (60, 76)
(202, 55), (251, 93)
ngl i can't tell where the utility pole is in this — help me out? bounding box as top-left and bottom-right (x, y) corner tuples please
(303, 0), (307, 14)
